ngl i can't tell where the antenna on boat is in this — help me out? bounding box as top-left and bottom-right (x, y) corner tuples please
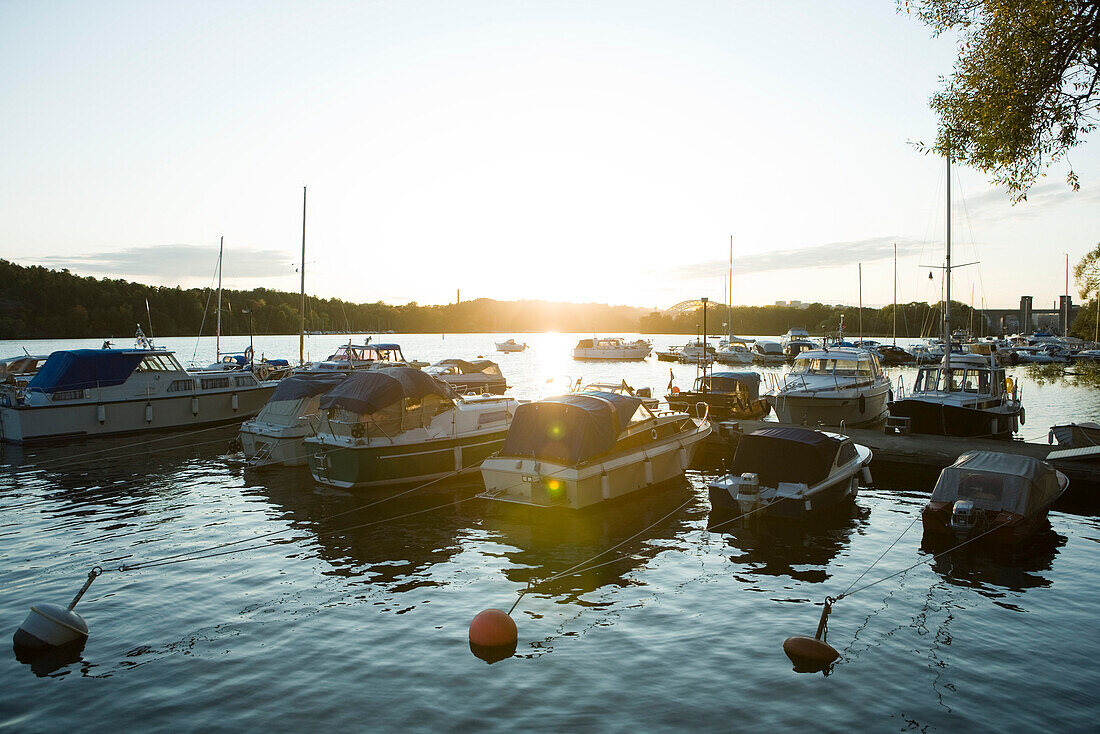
(299, 186), (307, 366)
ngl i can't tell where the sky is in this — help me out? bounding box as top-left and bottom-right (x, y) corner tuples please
(1, 0), (1097, 313)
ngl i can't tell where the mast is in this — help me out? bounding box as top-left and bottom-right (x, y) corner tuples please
(1065, 252), (1070, 336)
(728, 235), (733, 341)
(216, 235), (224, 361)
(299, 186), (307, 365)
(858, 262), (863, 344)
(944, 150), (952, 374)
(893, 242), (897, 346)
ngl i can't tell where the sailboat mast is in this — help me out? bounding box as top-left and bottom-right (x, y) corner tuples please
(728, 235), (733, 341)
(858, 262), (863, 344)
(216, 235), (223, 361)
(944, 150), (952, 374)
(893, 242), (897, 346)
(299, 186), (307, 365)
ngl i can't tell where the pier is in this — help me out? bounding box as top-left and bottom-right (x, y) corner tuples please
(705, 420), (1100, 513)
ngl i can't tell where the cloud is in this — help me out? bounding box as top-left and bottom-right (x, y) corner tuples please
(661, 236), (927, 280)
(960, 182), (1100, 222)
(34, 244), (295, 280)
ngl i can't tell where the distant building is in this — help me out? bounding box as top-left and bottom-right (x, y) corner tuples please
(790, 300), (806, 309)
(775, 301), (787, 307)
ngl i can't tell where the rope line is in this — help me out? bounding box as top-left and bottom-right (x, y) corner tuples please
(839, 515), (920, 599)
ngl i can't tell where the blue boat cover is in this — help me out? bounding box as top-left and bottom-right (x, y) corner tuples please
(730, 427), (843, 488)
(27, 349), (147, 393)
(265, 359), (289, 367)
(701, 371), (761, 401)
(501, 391), (643, 465)
(319, 367), (452, 414)
(371, 344), (403, 352)
(269, 372), (348, 402)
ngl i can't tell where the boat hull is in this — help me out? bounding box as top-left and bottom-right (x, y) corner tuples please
(572, 348), (651, 360)
(480, 420), (710, 510)
(710, 472), (860, 520)
(307, 429), (509, 488)
(239, 422), (313, 467)
(887, 398), (1020, 439)
(0, 386), (275, 444)
(770, 386), (889, 428)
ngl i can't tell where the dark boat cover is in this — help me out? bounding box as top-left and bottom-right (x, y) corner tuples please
(730, 427), (843, 488)
(428, 359), (502, 376)
(269, 372), (348, 402)
(27, 349), (148, 393)
(930, 451), (1064, 516)
(319, 367), (452, 415)
(698, 371), (761, 401)
(501, 391), (642, 464)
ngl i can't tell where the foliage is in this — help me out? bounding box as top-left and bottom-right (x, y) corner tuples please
(1027, 360), (1100, 387)
(904, 0), (1100, 199)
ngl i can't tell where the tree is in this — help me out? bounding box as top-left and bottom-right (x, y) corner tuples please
(904, 0), (1100, 199)
(1073, 241), (1100, 298)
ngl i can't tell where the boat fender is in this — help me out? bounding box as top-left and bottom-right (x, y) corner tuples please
(144, 403), (153, 423)
(1019, 407), (1025, 426)
(887, 388), (893, 403)
(858, 394), (866, 414)
(96, 404), (106, 424)
(651, 428), (658, 440)
(671, 386), (680, 394)
(244, 345), (254, 363)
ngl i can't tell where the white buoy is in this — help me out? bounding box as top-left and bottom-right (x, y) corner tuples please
(13, 567), (100, 652)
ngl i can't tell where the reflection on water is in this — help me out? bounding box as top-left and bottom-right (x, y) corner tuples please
(925, 522), (1066, 596)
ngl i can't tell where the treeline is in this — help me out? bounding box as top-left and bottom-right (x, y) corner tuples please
(0, 258), (988, 340)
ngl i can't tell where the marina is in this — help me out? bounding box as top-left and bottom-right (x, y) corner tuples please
(2, 331), (1099, 731)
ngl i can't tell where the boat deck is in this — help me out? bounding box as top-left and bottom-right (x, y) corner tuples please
(703, 419), (1100, 513)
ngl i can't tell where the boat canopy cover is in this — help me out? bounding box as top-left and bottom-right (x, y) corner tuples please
(501, 391), (642, 464)
(930, 451), (1064, 516)
(269, 372), (348, 402)
(27, 349), (148, 393)
(698, 372), (761, 400)
(371, 344), (403, 352)
(319, 367), (452, 415)
(731, 427), (844, 488)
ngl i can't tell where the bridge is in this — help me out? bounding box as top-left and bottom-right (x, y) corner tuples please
(980, 296), (1078, 335)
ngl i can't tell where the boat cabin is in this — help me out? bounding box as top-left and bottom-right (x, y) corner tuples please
(730, 427), (859, 491)
(910, 354), (1009, 400)
(317, 342), (407, 370)
(692, 371), (761, 401)
(788, 350), (884, 383)
(317, 367), (455, 438)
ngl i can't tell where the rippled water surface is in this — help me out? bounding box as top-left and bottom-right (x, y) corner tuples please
(1, 333), (1098, 731)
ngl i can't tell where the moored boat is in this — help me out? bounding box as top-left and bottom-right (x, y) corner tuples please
(495, 339), (527, 352)
(707, 427), (872, 520)
(667, 371), (770, 421)
(424, 359), (508, 395)
(306, 367), (518, 488)
(239, 371), (349, 466)
(572, 337), (651, 361)
(751, 340), (785, 366)
(769, 347), (890, 428)
(479, 391), (710, 509)
(921, 451), (1068, 545)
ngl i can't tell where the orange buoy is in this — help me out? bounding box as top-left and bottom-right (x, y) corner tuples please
(782, 636), (839, 672)
(469, 608), (517, 648)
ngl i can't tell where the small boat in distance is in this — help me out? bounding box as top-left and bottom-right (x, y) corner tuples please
(495, 339), (527, 352)
(707, 427), (872, 520)
(572, 337), (651, 361)
(714, 341), (754, 365)
(751, 340), (785, 366)
(480, 390), (710, 509)
(921, 451), (1067, 545)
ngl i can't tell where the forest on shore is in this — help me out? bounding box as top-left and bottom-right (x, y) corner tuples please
(1, 259), (987, 340)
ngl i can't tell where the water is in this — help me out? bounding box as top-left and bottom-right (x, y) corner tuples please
(1, 333), (1098, 730)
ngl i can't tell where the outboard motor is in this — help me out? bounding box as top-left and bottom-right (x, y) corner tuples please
(736, 472), (760, 514)
(635, 387), (652, 398)
(949, 500), (977, 537)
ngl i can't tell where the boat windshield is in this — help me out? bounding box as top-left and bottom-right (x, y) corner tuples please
(915, 367), (993, 394)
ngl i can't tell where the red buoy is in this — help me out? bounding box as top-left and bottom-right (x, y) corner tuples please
(469, 608), (517, 648)
(783, 636), (839, 672)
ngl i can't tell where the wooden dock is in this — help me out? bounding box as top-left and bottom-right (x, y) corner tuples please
(700, 420), (1099, 514)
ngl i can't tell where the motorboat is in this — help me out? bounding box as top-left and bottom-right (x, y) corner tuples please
(707, 427), (872, 520)
(239, 372), (349, 466)
(424, 359), (508, 395)
(479, 390), (711, 509)
(0, 337), (276, 444)
(714, 342), (754, 365)
(572, 337), (651, 361)
(667, 371), (770, 421)
(887, 352), (1023, 438)
(196, 352), (293, 381)
(655, 346), (683, 362)
(302, 341), (420, 372)
(781, 327), (812, 349)
(580, 380), (658, 411)
(768, 347), (891, 428)
(921, 451), (1068, 545)
(874, 344), (917, 366)
(496, 339), (527, 353)
(0, 354), (49, 385)
(677, 339), (715, 362)
(306, 367), (519, 488)
(784, 339), (817, 359)
(1047, 422), (1100, 448)
(751, 340), (785, 366)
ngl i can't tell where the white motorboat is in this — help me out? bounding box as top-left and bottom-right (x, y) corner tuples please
(480, 390), (710, 509)
(239, 372), (348, 466)
(425, 359), (508, 395)
(714, 342), (754, 365)
(301, 341), (420, 372)
(768, 347), (891, 428)
(495, 339), (528, 352)
(0, 354), (49, 384)
(0, 337), (276, 444)
(572, 337), (651, 361)
(751, 340), (785, 366)
(707, 427), (872, 520)
(306, 367), (519, 488)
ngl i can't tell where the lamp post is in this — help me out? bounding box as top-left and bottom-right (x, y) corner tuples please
(701, 297), (709, 390)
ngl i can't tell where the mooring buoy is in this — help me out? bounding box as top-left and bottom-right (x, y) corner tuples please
(782, 596), (840, 673)
(469, 608), (517, 648)
(13, 567), (100, 652)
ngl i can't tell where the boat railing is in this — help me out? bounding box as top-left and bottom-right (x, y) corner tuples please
(894, 374), (909, 400)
